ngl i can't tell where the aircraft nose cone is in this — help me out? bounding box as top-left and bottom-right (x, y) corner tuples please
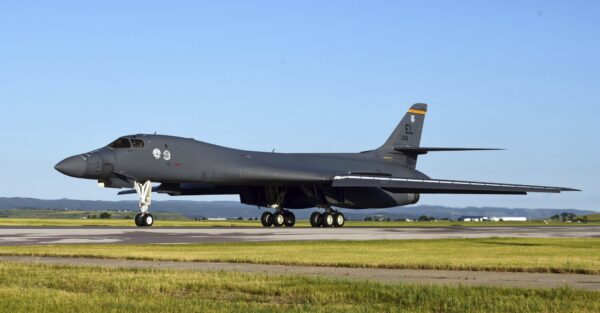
(54, 156), (88, 178)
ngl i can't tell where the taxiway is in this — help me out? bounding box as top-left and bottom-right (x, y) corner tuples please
(0, 226), (598, 245)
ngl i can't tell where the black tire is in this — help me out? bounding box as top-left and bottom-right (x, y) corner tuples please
(309, 212), (322, 227)
(135, 213), (143, 227)
(333, 212), (345, 227)
(284, 211), (296, 227)
(321, 212), (334, 227)
(143, 213), (154, 227)
(272, 212), (285, 227)
(260, 212), (273, 227)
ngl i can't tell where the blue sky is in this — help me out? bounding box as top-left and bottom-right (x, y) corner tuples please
(1, 1), (598, 210)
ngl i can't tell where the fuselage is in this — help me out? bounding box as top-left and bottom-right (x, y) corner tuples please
(65, 134), (426, 184)
(55, 134), (426, 209)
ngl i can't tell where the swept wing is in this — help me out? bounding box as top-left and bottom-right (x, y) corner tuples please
(332, 175), (579, 195)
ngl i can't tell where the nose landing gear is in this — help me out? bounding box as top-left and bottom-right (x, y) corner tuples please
(135, 212), (154, 227)
(133, 181), (154, 227)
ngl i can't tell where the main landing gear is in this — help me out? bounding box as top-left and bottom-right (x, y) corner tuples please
(261, 210), (296, 227)
(133, 180), (154, 227)
(310, 210), (345, 228)
(259, 209), (346, 228)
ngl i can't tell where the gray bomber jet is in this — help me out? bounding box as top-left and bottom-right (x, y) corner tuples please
(55, 104), (578, 227)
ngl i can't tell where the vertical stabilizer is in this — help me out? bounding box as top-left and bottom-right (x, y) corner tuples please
(381, 103), (427, 149)
(376, 103), (427, 169)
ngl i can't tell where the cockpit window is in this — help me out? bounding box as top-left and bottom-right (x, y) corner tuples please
(131, 139), (144, 148)
(108, 138), (131, 149)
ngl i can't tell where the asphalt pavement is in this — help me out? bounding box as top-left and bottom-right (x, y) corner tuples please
(0, 226), (598, 245)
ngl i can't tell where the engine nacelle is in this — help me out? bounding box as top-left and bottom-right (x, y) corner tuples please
(322, 187), (420, 209)
(399, 192), (420, 205)
(239, 186), (420, 210)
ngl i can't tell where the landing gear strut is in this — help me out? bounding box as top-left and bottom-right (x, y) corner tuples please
(133, 181), (154, 227)
(310, 210), (345, 228)
(261, 209), (296, 227)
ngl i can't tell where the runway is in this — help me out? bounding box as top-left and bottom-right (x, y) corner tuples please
(0, 226), (598, 245)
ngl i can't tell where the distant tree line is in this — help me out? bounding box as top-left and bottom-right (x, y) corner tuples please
(364, 215), (450, 222)
(550, 212), (588, 223)
(86, 212), (112, 219)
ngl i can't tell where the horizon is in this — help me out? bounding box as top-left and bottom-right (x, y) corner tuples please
(1, 196), (597, 213)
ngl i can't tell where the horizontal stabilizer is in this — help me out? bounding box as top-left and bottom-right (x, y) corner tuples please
(393, 147), (503, 155)
(332, 175), (579, 195)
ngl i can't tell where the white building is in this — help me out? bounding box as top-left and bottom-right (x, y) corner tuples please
(458, 216), (528, 222)
(491, 217), (527, 222)
(458, 216), (490, 222)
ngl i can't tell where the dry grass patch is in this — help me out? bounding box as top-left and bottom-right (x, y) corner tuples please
(0, 262), (598, 313)
(2, 238), (599, 274)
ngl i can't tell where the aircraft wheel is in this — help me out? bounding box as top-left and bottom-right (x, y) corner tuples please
(309, 212), (322, 227)
(284, 211), (296, 227)
(272, 212), (285, 227)
(142, 213), (154, 227)
(321, 212), (334, 227)
(333, 212), (345, 227)
(135, 213), (143, 227)
(260, 212), (273, 227)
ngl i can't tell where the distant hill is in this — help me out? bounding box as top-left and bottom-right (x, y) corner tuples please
(0, 197), (594, 220)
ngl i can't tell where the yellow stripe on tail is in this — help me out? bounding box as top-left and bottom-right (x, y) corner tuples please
(408, 109), (426, 115)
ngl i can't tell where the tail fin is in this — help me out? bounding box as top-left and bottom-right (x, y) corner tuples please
(381, 103), (427, 149)
(375, 103), (427, 169)
(375, 104), (500, 169)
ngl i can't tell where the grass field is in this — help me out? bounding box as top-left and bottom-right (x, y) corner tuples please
(0, 262), (597, 313)
(1, 217), (598, 227)
(3, 238), (599, 274)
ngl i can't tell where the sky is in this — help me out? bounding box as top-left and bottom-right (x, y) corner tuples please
(1, 1), (598, 210)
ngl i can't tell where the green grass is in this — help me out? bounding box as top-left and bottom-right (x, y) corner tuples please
(3, 238), (599, 274)
(0, 262), (597, 313)
(1, 217), (598, 227)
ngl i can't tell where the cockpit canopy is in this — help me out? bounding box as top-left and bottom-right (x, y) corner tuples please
(108, 137), (144, 149)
